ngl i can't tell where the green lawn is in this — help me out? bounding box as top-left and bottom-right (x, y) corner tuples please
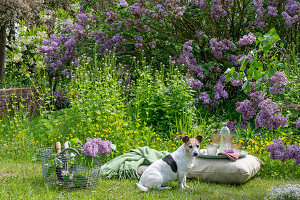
(1, 160), (299, 200)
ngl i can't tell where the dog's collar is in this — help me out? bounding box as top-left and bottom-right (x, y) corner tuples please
(162, 154), (178, 173)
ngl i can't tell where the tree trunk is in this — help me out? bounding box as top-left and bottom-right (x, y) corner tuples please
(0, 24), (6, 84)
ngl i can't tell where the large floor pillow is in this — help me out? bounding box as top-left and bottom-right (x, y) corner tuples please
(187, 155), (263, 184)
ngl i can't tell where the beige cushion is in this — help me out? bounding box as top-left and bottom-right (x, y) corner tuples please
(187, 155), (263, 184)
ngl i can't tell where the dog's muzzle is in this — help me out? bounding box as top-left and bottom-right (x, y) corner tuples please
(193, 152), (199, 157)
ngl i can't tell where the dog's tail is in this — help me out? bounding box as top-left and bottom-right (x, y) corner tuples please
(136, 183), (148, 192)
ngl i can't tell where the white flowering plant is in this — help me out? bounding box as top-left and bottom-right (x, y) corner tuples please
(5, 20), (47, 82)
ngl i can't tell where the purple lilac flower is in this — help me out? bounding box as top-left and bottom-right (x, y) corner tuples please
(282, 12), (298, 27)
(267, 139), (300, 165)
(214, 66), (221, 73)
(119, 0), (128, 8)
(194, 0), (207, 9)
(210, 38), (235, 59)
(214, 82), (228, 100)
(248, 90), (265, 105)
(104, 11), (118, 24)
(267, 138), (286, 160)
(296, 118), (300, 128)
(82, 138), (112, 157)
(230, 79), (243, 87)
(199, 92), (211, 104)
(281, 0), (300, 27)
(253, 0), (266, 28)
(189, 77), (203, 90)
(236, 100), (258, 120)
(237, 32), (256, 46)
(45, 91), (71, 110)
(227, 54), (244, 67)
(130, 3), (149, 17)
(150, 41), (156, 49)
(177, 40), (203, 79)
(285, 0), (300, 16)
(255, 99), (287, 130)
(211, 0), (227, 19)
(76, 12), (90, 27)
(195, 30), (203, 38)
(267, 6), (278, 16)
(269, 71), (288, 94)
(82, 138), (98, 157)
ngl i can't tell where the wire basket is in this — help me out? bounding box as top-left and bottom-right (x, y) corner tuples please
(39, 147), (102, 189)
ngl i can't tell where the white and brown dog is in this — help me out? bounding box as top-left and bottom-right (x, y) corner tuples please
(136, 135), (203, 191)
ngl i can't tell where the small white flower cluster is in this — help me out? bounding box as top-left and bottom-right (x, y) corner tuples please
(265, 184), (300, 200)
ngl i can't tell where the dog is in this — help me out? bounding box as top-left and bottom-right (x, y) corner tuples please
(136, 135), (203, 191)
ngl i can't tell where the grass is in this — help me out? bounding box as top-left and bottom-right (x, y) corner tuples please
(0, 160), (299, 200)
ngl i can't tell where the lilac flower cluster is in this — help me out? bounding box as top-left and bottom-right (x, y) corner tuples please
(89, 31), (125, 55)
(45, 91), (71, 110)
(253, 0), (266, 28)
(230, 79), (243, 87)
(267, 138), (300, 165)
(267, 0), (278, 17)
(269, 71), (288, 94)
(237, 32), (256, 46)
(213, 75), (228, 100)
(130, 3), (149, 17)
(193, 0), (207, 9)
(210, 38), (235, 59)
(236, 81), (288, 131)
(255, 98), (287, 130)
(38, 34), (77, 72)
(282, 0), (300, 27)
(104, 11), (118, 24)
(189, 76), (203, 91)
(177, 40), (204, 79)
(248, 90), (265, 105)
(82, 138), (112, 157)
(266, 184), (300, 200)
(296, 118), (300, 129)
(211, 0), (227, 19)
(134, 36), (144, 49)
(198, 92), (211, 104)
(227, 54), (244, 67)
(236, 100), (258, 120)
(119, 0), (128, 8)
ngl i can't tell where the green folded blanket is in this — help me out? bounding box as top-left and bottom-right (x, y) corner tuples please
(100, 146), (169, 179)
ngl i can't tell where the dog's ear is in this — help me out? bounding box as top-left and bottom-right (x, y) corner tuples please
(180, 135), (189, 143)
(196, 135), (203, 143)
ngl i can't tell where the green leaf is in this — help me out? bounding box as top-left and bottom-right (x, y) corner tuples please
(253, 70), (262, 80)
(225, 75), (231, 83)
(247, 67), (254, 76)
(232, 72), (239, 79)
(256, 62), (263, 71)
(242, 81), (248, 90)
(269, 68), (277, 77)
(244, 84), (252, 93)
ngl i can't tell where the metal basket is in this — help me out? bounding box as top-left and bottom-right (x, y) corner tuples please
(39, 147), (102, 189)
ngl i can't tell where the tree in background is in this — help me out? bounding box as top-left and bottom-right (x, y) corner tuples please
(0, 0), (72, 84)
